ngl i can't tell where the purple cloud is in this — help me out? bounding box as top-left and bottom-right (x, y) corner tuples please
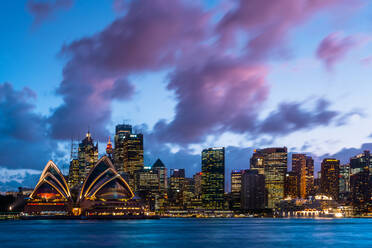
(316, 32), (356, 70)
(27, 0), (74, 26)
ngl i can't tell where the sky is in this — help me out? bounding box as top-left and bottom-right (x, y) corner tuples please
(1, 0), (372, 191)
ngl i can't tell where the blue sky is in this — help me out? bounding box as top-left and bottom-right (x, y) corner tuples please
(1, 0), (372, 190)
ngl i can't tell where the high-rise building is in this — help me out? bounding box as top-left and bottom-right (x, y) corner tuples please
(350, 150), (372, 175)
(305, 156), (314, 197)
(201, 147), (225, 210)
(231, 170), (243, 210)
(68, 159), (79, 189)
(292, 154), (307, 198)
(193, 172), (203, 197)
(320, 158), (340, 201)
(152, 159), (168, 195)
(350, 169), (371, 212)
(78, 131), (98, 184)
(254, 147), (287, 208)
(250, 151), (265, 174)
(106, 136), (113, 160)
(136, 167), (160, 211)
(241, 170), (265, 210)
(168, 169), (185, 208)
(284, 171), (298, 199)
(113, 124), (144, 190)
(339, 163), (350, 194)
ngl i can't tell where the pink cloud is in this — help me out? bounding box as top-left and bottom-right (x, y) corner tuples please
(316, 32), (356, 70)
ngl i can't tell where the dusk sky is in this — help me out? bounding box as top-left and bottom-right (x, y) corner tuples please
(1, 0), (372, 190)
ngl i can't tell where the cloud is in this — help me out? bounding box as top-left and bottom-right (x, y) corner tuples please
(154, 57), (269, 144)
(316, 32), (358, 70)
(49, 0), (209, 141)
(0, 83), (55, 170)
(27, 0), (74, 26)
(258, 99), (353, 136)
(216, 0), (358, 59)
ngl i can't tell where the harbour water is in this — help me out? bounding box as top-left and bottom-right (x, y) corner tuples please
(1, 218), (371, 248)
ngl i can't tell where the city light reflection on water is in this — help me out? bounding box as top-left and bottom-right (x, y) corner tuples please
(1, 218), (372, 248)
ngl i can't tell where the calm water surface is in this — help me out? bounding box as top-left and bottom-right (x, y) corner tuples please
(0, 218), (371, 248)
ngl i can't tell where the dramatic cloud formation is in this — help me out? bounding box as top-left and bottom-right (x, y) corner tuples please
(27, 0), (74, 26)
(0, 83), (55, 170)
(316, 32), (357, 70)
(49, 0), (209, 140)
(258, 99), (341, 135)
(216, 0), (358, 59)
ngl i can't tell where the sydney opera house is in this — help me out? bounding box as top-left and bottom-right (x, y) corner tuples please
(24, 156), (144, 216)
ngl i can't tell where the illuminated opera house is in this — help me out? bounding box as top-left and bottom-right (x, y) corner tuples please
(24, 156), (143, 216)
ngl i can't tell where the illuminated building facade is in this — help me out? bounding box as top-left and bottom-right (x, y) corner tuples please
(292, 154), (307, 198)
(136, 168), (160, 211)
(284, 171), (298, 199)
(257, 147), (287, 208)
(113, 124), (144, 191)
(350, 150), (372, 175)
(168, 169), (185, 209)
(152, 159), (168, 195)
(250, 152), (265, 174)
(78, 131), (98, 184)
(339, 164), (350, 194)
(201, 147), (225, 210)
(320, 158), (340, 200)
(231, 170), (243, 210)
(68, 159), (80, 189)
(305, 156), (314, 197)
(241, 170), (265, 210)
(193, 172), (202, 197)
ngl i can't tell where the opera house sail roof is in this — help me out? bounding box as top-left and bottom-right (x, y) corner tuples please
(28, 156), (134, 212)
(79, 156), (134, 201)
(30, 161), (71, 201)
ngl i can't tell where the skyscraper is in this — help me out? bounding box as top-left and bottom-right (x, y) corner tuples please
(250, 151), (265, 174)
(168, 169), (185, 208)
(241, 170), (265, 210)
(68, 159), (79, 189)
(339, 163), (350, 194)
(193, 172), (203, 197)
(231, 170), (243, 210)
(113, 124), (144, 190)
(292, 154), (307, 198)
(253, 147), (287, 208)
(78, 131), (98, 184)
(201, 147), (225, 210)
(284, 171), (298, 199)
(152, 159), (168, 195)
(305, 156), (314, 197)
(320, 158), (340, 200)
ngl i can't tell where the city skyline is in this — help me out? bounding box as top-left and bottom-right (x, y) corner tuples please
(2, 0), (372, 191)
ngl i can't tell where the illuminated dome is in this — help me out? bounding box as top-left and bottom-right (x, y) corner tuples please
(79, 156), (134, 201)
(30, 161), (71, 201)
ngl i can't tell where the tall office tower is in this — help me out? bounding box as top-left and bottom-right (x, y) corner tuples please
(284, 171), (298, 199)
(169, 169), (185, 208)
(68, 159), (79, 189)
(292, 154), (307, 198)
(113, 124), (132, 173)
(250, 151), (265, 174)
(305, 156), (314, 196)
(339, 164), (351, 194)
(241, 170), (265, 210)
(231, 170), (243, 210)
(350, 150), (372, 175)
(350, 169), (371, 212)
(320, 158), (340, 200)
(78, 131), (98, 184)
(255, 147), (287, 208)
(201, 147), (225, 210)
(183, 177), (195, 209)
(113, 124), (144, 190)
(136, 167), (160, 211)
(152, 159), (168, 195)
(193, 172), (203, 197)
